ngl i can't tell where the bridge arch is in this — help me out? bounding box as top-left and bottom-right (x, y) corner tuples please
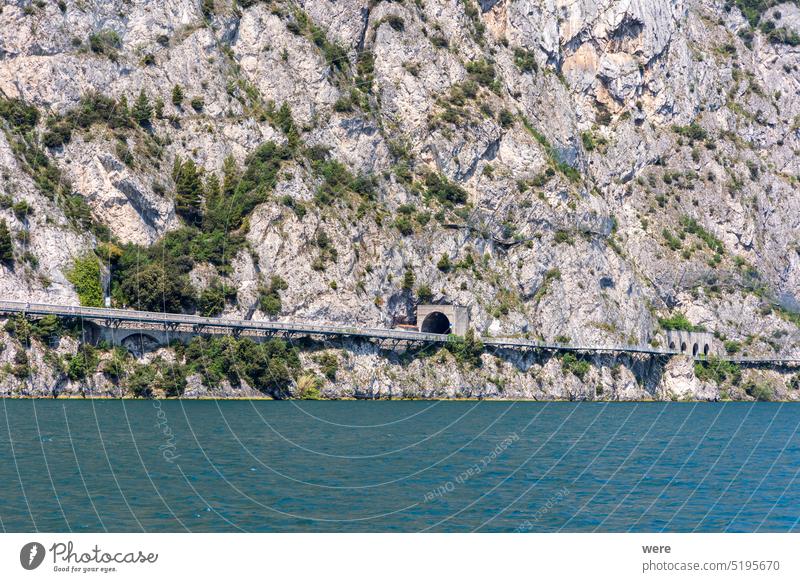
(420, 311), (451, 334)
(704, 343), (710, 356)
(692, 343), (699, 356)
(680, 341), (687, 353)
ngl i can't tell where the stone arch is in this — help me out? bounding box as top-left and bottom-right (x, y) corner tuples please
(703, 344), (710, 356)
(680, 341), (687, 353)
(669, 341), (676, 349)
(692, 343), (699, 356)
(420, 311), (451, 334)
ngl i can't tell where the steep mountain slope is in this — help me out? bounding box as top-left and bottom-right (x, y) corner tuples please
(0, 0), (799, 400)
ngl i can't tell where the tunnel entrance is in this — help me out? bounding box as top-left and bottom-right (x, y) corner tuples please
(420, 311), (451, 334)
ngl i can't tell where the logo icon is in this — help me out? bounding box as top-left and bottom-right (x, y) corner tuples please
(20, 542), (45, 570)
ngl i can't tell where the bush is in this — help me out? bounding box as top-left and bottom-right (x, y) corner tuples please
(513, 47), (537, 73)
(445, 329), (483, 367)
(190, 96), (205, 112)
(694, 357), (741, 385)
(258, 275), (288, 316)
(66, 255), (104, 307)
(198, 279), (236, 317)
(425, 173), (468, 205)
(0, 98), (39, 130)
(315, 352), (338, 380)
(171, 84), (184, 107)
(561, 353), (590, 380)
(417, 284), (433, 303)
(745, 380), (774, 401)
(89, 29), (121, 57)
(658, 313), (700, 332)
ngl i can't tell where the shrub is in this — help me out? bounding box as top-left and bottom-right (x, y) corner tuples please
(316, 352), (338, 380)
(694, 357), (741, 385)
(66, 255), (104, 307)
(445, 329), (483, 367)
(658, 313), (700, 332)
(190, 96), (205, 112)
(89, 29), (121, 57)
(198, 279), (236, 317)
(745, 380), (774, 401)
(513, 47), (537, 73)
(394, 215), (414, 235)
(672, 122), (707, 142)
(562, 353), (590, 380)
(297, 374), (322, 399)
(0, 98), (39, 130)
(425, 173), (468, 205)
(417, 284), (433, 303)
(258, 275), (288, 316)
(437, 254), (452, 272)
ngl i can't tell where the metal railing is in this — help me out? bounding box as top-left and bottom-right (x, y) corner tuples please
(1, 300), (797, 364)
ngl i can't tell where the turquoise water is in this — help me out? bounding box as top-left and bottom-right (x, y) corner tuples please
(0, 400), (798, 532)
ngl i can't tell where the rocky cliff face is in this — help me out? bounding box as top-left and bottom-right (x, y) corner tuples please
(1, 0), (799, 400)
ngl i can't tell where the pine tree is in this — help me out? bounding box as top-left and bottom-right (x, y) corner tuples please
(132, 90), (152, 126)
(174, 159), (203, 226)
(0, 219), (14, 266)
(171, 84), (184, 107)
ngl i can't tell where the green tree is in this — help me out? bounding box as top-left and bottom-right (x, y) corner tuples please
(174, 159), (204, 225)
(120, 263), (194, 313)
(0, 219), (13, 266)
(66, 255), (104, 307)
(132, 90), (152, 126)
(171, 84), (184, 107)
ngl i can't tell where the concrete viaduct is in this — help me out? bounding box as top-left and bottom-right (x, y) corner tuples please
(0, 300), (796, 366)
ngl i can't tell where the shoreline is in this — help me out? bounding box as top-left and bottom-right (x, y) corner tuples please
(1, 396), (797, 402)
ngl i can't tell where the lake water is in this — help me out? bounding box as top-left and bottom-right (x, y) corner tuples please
(0, 400), (798, 532)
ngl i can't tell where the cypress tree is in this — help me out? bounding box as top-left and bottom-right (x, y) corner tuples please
(132, 90), (152, 126)
(174, 159), (203, 226)
(171, 84), (184, 107)
(0, 219), (13, 266)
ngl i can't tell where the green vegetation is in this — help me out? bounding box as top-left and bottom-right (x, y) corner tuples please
(66, 255), (104, 307)
(174, 158), (204, 226)
(424, 172), (468, 205)
(89, 29), (121, 58)
(258, 275), (288, 316)
(513, 47), (537, 73)
(0, 219), (13, 266)
(445, 329), (483, 367)
(744, 380), (775, 401)
(694, 357), (741, 385)
(671, 122), (708, 142)
(171, 84), (184, 107)
(561, 353), (590, 381)
(658, 313), (702, 332)
(132, 90), (153, 126)
(4, 314), (64, 346)
(315, 351), (339, 380)
(198, 279), (237, 317)
(680, 216), (724, 254)
(183, 335), (300, 396)
(724, 340), (742, 354)
(0, 98), (39, 130)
